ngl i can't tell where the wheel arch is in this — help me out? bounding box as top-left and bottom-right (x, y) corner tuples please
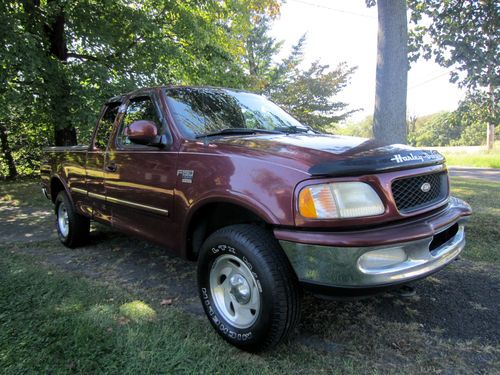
(50, 175), (72, 205)
(184, 198), (277, 261)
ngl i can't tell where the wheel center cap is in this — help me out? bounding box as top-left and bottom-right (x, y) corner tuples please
(229, 274), (251, 304)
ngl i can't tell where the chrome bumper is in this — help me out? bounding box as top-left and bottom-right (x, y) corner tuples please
(280, 222), (467, 288)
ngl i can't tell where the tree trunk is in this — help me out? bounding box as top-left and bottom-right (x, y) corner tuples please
(0, 122), (18, 179)
(373, 0), (408, 144)
(486, 83), (495, 149)
(486, 124), (495, 149)
(23, 0), (76, 146)
(45, 2), (77, 146)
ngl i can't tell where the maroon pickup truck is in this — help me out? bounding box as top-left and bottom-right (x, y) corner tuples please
(41, 86), (471, 351)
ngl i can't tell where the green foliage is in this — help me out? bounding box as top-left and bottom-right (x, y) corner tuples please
(408, 94), (500, 147)
(0, 0), (280, 178)
(0, 0), (358, 178)
(408, 0), (499, 144)
(243, 16), (283, 89)
(243, 27), (358, 131)
(453, 92), (499, 145)
(336, 116), (374, 138)
(408, 0), (499, 91)
(267, 59), (358, 132)
(409, 112), (460, 147)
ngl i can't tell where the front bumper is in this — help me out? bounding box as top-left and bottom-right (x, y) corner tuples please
(276, 197), (471, 289)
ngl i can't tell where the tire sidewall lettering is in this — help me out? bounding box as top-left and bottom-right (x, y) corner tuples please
(202, 244), (262, 342)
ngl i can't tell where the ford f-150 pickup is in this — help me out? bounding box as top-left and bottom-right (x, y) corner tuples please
(41, 86), (472, 352)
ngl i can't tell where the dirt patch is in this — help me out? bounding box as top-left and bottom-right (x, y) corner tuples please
(449, 167), (500, 182)
(0, 205), (57, 243)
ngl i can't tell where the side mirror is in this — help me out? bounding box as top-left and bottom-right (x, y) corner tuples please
(125, 120), (158, 145)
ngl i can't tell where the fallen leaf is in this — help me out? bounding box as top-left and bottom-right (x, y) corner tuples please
(117, 316), (131, 325)
(160, 298), (173, 306)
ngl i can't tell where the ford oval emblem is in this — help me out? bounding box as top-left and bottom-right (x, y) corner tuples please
(421, 182), (431, 193)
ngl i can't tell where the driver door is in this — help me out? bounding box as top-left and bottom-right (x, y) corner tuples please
(104, 93), (177, 246)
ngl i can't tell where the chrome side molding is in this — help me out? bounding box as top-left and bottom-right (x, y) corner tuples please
(70, 187), (169, 216)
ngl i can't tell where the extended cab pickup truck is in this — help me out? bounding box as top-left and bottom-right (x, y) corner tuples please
(41, 86), (471, 352)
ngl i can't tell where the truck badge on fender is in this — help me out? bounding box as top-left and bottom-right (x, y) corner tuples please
(177, 169), (194, 183)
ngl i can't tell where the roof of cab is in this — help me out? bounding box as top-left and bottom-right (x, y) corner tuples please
(106, 85), (252, 104)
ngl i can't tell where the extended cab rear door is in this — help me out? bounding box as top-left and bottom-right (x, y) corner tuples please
(85, 100), (121, 223)
(104, 91), (177, 245)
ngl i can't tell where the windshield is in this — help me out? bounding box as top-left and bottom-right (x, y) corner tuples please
(164, 87), (311, 138)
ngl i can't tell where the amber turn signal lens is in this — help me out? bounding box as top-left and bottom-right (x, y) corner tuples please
(299, 187), (317, 218)
(299, 184), (338, 219)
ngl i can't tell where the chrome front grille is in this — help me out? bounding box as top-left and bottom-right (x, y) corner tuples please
(392, 171), (449, 213)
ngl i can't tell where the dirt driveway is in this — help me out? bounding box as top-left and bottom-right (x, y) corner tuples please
(449, 167), (500, 182)
(1, 190), (499, 373)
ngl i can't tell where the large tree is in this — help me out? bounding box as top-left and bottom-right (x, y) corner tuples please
(2, 0), (278, 147)
(409, 0), (499, 149)
(367, 0), (409, 144)
(0, 0), (279, 178)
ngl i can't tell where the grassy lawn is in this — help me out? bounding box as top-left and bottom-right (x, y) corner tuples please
(0, 177), (50, 209)
(430, 144), (500, 168)
(449, 177), (500, 263)
(0, 251), (367, 375)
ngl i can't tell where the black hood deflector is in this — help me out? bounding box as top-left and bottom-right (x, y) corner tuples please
(309, 147), (446, 177)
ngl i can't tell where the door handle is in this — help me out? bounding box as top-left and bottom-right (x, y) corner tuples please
(105, 164), (117, 173)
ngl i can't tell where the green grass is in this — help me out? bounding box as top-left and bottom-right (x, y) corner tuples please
(0, 177), (51, 209)
(435, 145), (500, 168)
(449, 177), (500, 263)
(0, 252), (364, 375)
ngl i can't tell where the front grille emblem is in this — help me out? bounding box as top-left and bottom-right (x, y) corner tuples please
(420, 182), (431, 193)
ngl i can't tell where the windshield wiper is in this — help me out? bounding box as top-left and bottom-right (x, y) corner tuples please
(274, 125), (313, 134)
(195, 128), (282, 138)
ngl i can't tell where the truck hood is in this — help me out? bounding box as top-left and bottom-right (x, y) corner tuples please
(213, 134), (445, 177)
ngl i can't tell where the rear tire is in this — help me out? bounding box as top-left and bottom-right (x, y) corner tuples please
(197, 224), (301, 352)
(55, 191), (90, 248)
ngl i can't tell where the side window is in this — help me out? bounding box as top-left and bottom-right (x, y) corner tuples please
(118, 96), (162, 147)
(94, 103), (119, 150)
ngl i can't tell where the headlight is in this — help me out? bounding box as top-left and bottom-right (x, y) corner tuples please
(298, 182), (384, 219)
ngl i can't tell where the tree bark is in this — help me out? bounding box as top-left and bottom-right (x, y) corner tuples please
(486, 82), (495, 150)
(44, 2), (76, 146)
(373, 0), (408, 144)
(0, 122), (18, 179)
(247, 39), (258, 77)
(486, 124), (495, 149)
(23, 0), (77, 146)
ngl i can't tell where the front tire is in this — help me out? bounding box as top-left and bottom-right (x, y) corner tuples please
(55, 191), (90, 248)
(197, 224), (301, 352)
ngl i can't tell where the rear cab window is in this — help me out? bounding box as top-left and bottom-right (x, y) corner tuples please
(93, 102), (120, 150)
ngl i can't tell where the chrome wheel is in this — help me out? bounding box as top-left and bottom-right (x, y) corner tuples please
(209, 254), (261, 329)
(57, 202), (69, 238)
